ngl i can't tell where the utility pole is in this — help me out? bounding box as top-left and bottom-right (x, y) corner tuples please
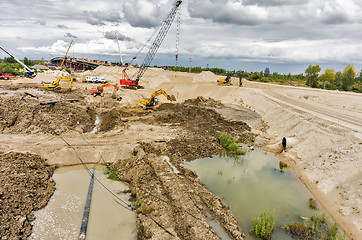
(189, 57), (191, 73)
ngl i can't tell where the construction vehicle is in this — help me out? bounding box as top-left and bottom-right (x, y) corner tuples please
(0, 72), (13, 80)
(60, 40), (73, 69)
(217, 74), (232, 85)
(119, 1), (182, 89)
(89, 84), (118, 97)
(0, 46), (36, 78)
(43, 77), (74, 89)
(139, 89), (176, 109)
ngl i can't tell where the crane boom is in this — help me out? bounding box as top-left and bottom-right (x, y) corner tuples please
(119, 1), (182, 89)
(60, 40), (73, 68)
(115, 32), (124, 65)
(134, 0), (182, 83)
(0, 46), (34, 74)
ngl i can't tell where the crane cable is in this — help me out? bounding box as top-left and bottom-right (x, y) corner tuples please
(129, 26), (160, 66)
(175, 3), (181, 68)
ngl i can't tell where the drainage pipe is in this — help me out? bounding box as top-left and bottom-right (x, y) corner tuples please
(79, 168), (95, 240)
(282, 137), (298, 151)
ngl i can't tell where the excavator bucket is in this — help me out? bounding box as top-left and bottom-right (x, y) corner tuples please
(167, 94), (176, 101)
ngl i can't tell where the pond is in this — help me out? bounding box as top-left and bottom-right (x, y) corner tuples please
(29, 164), (137, 240)
(183, 146), (324, 239)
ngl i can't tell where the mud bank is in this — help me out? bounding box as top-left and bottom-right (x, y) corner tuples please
(0, 152), (55, 239)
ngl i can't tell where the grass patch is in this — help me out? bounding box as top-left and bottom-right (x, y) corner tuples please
(285, 214), (346, 240)
(219, 132), (240, 153)
(251, 210), (276, 240)
(104, 167), (117, 181)
(309, 198), (318, 210)
(279, 161), (288, 171)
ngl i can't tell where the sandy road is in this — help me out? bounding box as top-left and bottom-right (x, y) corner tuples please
(244, 81), (362, 136)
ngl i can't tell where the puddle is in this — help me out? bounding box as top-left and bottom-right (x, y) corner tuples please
(30, 164), (136, 240)
(183, 146), (324, 239)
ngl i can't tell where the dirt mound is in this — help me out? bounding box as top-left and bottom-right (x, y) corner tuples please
(99, 108), (123, 132)
(183, 96), (224, 108)
(151, 102), (252, 161)
(0, 152), (55, 239)
(0, 89), (95, 134)
(193, 71), (218, 83)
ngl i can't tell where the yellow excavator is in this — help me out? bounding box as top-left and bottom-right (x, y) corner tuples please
(43, 77), (74, 89)
(217, 74), (232, 85)
(139, 89), (176, 109)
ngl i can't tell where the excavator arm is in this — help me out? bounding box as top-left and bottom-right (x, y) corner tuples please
(139, 88), (176, 109)
(90, 84), (118, 96)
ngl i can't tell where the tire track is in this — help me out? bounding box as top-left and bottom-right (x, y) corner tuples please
(263, 91), (362, 132)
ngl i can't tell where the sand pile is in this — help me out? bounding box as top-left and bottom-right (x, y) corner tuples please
(183, 96), (224, 108)
(193, 71), (218, 83)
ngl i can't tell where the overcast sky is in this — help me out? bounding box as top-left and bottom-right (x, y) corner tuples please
(1, 0), (362, 74)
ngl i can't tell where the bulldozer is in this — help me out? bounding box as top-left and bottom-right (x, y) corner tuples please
(89, 84), (118, 97)
(139, 89), (176, 109)
(43, 77), (74, 89)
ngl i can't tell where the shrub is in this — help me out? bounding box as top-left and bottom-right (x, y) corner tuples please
(251, 210), (276, 239)
(279, 161), (288, 171)
(309, 198), (318, 210)
(285, 214), (346, 240)
(219, 132), (239, 152)
(104, 167), (117, 180)
(285, 222), (313, 239)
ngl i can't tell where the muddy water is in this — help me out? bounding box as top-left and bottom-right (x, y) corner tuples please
(29, 165), (136, 240)
(183, 146), (324, 239)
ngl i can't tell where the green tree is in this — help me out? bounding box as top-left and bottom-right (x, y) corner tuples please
(23, 57), (32, 66)
(319, 68), (335, 89)
(305, 65), (321, 88)
(40, 57), (45, 65)
(342, 65), (356, 91)
(264, 68), (270, 77)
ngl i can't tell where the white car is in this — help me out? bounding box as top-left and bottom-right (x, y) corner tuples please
(83, 76), (107, 83)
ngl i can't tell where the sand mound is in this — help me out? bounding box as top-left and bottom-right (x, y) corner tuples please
(183, 96), (224, 108)
(193, 71), (218, 83)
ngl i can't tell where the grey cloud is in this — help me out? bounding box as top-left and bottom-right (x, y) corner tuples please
(104, 31), (132, 41)
(188, 0), (266, 25)
(123, 0), (160, 28)
(57, 24), (68, 29)
(64, 32), (77, 38)
(35, 20), (46, 25)
(84, 10), (122, 26)
(243, 0), (305, 7)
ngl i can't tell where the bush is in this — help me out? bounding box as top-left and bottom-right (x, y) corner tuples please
(285, 214), (346, 240)
(251, 210), (276, 239)
(309, 198), (317, 210)
(219, 132), (239, 152)
(104, 167), (117, 180)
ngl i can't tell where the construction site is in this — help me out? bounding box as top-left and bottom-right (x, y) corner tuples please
(1, 1), (362, 240)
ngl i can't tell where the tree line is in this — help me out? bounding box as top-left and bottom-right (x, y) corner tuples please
(0, 57), (34, 75)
